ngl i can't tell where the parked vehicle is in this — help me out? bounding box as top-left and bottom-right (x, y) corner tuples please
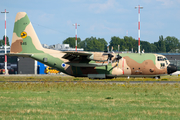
(44, 67), (60, 74)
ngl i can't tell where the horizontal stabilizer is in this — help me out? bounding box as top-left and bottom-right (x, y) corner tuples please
(65, 62), (107, 67)
(6, 53), (32, 57)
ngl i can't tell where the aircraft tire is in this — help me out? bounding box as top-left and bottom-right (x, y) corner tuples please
(154, 76), (160, 79)
(106, 77), (114, 79)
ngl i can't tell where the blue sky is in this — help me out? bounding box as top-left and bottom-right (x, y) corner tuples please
(0, 0), (180, 45)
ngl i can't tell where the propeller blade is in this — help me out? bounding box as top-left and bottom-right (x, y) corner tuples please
(118, 45), (120, 52)
(105, 53), (114, 65)
(116, 59), (119, 67)
(115, 53), (122, 68)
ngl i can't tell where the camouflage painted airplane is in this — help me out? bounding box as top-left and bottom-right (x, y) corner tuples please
(7, 12), (177, 79)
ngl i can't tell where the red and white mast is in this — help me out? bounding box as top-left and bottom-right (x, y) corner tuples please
(73, 23), (80, 51)
(135, 5), (143, 54)
(1, 9), (9, 75)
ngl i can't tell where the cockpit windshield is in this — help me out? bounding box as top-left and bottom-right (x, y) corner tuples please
(157, 56), (164, 61)
(164, 58), (169, 65)
(164, 58), (168, 60)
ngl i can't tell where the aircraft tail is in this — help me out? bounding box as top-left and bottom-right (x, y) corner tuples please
(10, 12), (44, 54)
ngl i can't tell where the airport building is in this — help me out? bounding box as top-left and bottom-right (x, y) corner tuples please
(0, 46), (36, 74)
(42, 43), (84, 51)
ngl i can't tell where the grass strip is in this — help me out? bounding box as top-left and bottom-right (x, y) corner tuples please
(0, 82), (180, 119)
(0, 75), (179, 82)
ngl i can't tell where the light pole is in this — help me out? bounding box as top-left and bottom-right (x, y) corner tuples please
(73, 23), (80, 51)
(1, 9), (9, 75)
(135, 5), (143, 54)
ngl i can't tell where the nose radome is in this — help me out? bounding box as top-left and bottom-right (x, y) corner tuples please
(167, 64), (177, 74)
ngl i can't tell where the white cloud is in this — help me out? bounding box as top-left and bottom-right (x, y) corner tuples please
(89, 0), (119, 13)
(104, 26), (123, 34)
(90, 25), (95, 31)
(38, 13), (55, 23)
(88, 21), (123, 36)
(156, 0), (174, 6)
(67, 20), (72, 26)
(0, 15), (4, 21)
(143, 0), (152, 4)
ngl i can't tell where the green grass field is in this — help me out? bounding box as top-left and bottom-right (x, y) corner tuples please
(0, 75), (180, 119)
(0, 74), (180, 81)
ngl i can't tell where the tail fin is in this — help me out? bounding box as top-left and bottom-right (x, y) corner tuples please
(10, 12), (43, 54)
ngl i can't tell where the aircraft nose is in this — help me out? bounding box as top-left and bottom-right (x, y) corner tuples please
(167, 64), (177, 74)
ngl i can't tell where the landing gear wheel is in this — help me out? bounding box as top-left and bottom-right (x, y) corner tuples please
(106, 76), (114, 79)
(154, 76), (160, 79)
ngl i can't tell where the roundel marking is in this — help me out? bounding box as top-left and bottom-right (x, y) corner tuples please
(61, 63), (66, 68)
(21, 31), (27, 39)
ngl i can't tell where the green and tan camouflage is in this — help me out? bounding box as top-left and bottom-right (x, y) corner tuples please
(8, 12), (177, 78)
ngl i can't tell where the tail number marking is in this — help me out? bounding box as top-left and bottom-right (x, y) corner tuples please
(20, 42), (27, 45)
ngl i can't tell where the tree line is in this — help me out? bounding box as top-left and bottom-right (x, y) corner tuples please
(63, 35), (180, 53)
(1, 35), (179, 53)
(0, 35), (10, 46)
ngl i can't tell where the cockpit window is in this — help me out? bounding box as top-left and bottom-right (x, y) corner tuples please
(166, 61), (168, 65)
(157, 56), (164, 61)
(164, 58), (168, 65)
(164, 58), (168, 60)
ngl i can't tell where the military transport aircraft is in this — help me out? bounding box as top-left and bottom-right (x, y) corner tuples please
(7, 12), (177, 79)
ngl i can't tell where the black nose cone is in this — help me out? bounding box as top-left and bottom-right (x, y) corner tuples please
(167, 64), (177, 74)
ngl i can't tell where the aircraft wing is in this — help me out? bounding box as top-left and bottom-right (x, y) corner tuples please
(6, 53), (32, 57)
(65, 62), (107, 67)
(62, 51), (92, 61)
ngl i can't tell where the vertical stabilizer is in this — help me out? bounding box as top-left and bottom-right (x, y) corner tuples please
(10, 12), (43, 53)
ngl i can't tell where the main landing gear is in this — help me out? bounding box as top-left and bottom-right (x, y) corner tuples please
(154, 76), (160, 79)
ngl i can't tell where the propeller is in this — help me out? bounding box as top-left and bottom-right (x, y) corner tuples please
(116, 45), (122, 67)
(116, 54), (122, 66)
(104, 45), (122, 65)
(107, 53), (114, 65)
(104, 46), (114, 65)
